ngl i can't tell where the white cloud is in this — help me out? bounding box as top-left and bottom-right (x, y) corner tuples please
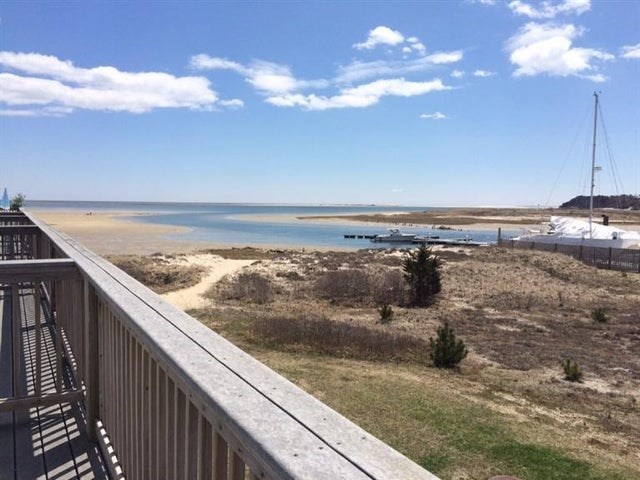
(0, 106), (73, 117)
(336, 51), (463, 84)
(451, 69), (465, 78)
(266, 78), (450, 111)
(191, 55), (328, 95)
(420, 111), (447, 120)
(621, 43), (640, 59)
(508, 0), (590, 19)
(192, 26), (458, 112)
(218, 99), (244, 109)
(354, 26), (405, 50)
(506, 22), (613, 80)
(407, 37), (426, 54)
(0, 51), (218, 115)
(473, 69), (496, 77)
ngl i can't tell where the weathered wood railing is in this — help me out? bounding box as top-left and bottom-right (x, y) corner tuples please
(1, 210), (437, 480)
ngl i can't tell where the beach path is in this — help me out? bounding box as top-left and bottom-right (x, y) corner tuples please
(161, 254), (255, 310)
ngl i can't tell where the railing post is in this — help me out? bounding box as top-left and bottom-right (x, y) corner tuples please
(84, 278), (100, 440)
(607, 247), (612, 270)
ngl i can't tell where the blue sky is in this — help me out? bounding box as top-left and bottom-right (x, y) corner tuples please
(0, 0), (638, 207)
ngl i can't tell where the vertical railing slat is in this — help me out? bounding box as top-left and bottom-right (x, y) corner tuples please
(12, 283), (21, 397)
(34, 284), (42, 397)
(214, 431), (228, 480)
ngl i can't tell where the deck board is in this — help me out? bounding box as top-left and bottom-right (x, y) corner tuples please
(0, 285), (108, 480)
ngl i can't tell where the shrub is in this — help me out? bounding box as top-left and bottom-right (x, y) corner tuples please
(371, 269), (406, 305)
(10, 193), (25, 211)
(429, 322), (468, 369)
(590, 307), (609, 323)
(109, 255), (204, 294)
(250, 314), (428, 363)
(377, 304), (394, 324)
(228, 272), (274, 304)
(316, 269), (371, 304)
(403, 245), (441, 307)
(562, 358), (583, 382)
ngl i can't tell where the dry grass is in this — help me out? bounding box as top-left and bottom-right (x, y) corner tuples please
(250, 314), (428, 363)
(172, 245), (640, 478)
(107, 254), (205, 294)
(301, 207), (640, 227)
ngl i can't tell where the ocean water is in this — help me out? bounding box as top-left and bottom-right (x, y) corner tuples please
(26, 200), (515, 249)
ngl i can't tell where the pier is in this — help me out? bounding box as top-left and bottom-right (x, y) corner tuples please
(1, 210), (437, 479)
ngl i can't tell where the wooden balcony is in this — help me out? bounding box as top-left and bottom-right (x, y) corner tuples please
(0, 210), (438, 479)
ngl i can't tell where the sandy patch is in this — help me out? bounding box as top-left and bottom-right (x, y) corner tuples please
(28, 209), (206, 255)
(161, 254), (255, 310)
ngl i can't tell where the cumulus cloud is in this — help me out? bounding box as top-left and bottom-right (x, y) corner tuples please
(621, 43), (640, 59)
(451, 69), (465, 78)
(0, 51), (221, 115)
(506, 22), (613, 81)
(508, 0), (590, 19)
(420, 111), (448, 120)
(354, 26), (405, 50)
(473, 69), (496, 77)
(265, 78), (450, 111)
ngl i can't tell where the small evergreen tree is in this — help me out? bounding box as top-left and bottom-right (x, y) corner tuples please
(429, 321), (467, 369)
(403, 245), (441, 307)
(590, 307), (608, 323)
(377, 304), (394, 324)
(10, 193), (25, 211)
(562, 358), (583, 382)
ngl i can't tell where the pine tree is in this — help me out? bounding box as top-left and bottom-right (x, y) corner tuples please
(402, 245), (441, 307)
(429, 321), (468, 369)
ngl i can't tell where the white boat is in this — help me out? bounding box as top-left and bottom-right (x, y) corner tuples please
(519, 215), (640, 249)
(516, 93), (640, 249)
(371, 228), (417, 243)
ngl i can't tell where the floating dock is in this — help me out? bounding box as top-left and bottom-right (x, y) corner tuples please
(343, 233), (490, 247)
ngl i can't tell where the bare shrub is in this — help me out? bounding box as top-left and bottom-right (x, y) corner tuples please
(250, 315), (428, 363)
(108, 255), (204, 294)
(221, 272), (274, 304)
(372, 269), (406, 306)
(315, 269), (371, 304)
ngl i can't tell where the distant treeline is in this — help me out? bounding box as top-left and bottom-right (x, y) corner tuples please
(560, 194), (640, 209)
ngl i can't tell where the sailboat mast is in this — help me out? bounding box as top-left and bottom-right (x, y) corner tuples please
(589, 92), (599, 239)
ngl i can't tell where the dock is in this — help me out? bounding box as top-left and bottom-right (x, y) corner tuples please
(344, 232), (490, 247)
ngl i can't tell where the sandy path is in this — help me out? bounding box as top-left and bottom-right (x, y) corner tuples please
(161, 254), (255, 311)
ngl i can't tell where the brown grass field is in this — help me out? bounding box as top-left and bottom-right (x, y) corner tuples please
(301, 207), (640, 228)
(114, 246), (640, 479)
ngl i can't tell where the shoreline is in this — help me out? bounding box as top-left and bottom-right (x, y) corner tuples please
(29, 207), (640, 256)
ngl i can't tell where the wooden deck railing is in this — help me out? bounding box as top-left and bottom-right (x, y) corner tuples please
(1, 210), (438, 480)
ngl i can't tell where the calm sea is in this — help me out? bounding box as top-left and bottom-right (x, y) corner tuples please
(26, 200), (514, 249)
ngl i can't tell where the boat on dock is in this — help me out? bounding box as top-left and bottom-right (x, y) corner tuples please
(370, 228), (418, 243)
(412, 236), (488, 247)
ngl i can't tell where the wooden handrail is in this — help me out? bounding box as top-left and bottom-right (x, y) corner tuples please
(20, 209), (438, 480)
(0, 258), (80, 283)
